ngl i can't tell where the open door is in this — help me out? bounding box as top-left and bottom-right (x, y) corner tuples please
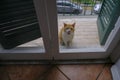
(97, 0), (120, 45)
(0, 0), (52, 60)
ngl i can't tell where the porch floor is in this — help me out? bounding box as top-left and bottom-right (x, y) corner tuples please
(19, 16), (102, 49)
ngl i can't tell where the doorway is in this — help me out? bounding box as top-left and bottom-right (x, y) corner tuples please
(0, 0), (119, 60)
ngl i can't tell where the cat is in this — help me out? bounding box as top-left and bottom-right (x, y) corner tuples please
(59, 23), (75, 47)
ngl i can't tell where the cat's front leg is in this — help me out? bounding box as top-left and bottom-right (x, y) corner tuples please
(60, 40), (65, 46)
(66, 41), (72, 47)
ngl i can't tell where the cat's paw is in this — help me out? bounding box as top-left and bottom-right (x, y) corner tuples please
(60, 41), (65, 46)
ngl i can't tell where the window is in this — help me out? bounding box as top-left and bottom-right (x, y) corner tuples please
(57, 2), (72, 7)
(64, 3), (72, 6)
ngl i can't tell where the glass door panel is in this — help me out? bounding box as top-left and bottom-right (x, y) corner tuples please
(51, 0), (106, 60)
(0, 0), (52, 60)
(56, 0), (102, 49)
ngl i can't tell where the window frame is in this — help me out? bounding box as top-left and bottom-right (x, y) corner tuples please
(0, 0), (119, 60)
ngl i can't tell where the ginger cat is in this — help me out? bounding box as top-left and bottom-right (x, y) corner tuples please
(59, 23), (75, 47)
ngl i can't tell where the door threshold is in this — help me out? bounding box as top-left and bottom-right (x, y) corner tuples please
(60, 46), (105, 53)
(0, 58), (112, 65)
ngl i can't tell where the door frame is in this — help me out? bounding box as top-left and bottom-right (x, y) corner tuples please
(47, 0), (120, 60)
(0, 0), (119, 60)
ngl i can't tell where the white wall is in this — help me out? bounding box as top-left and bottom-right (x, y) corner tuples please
(111, 58), (120, 80)
(110, 16), (120, 62)
(110, 41), (120, 62)
(111, 16), (120, 80)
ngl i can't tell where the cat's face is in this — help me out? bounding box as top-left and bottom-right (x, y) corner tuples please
(64, 23), (75, 35)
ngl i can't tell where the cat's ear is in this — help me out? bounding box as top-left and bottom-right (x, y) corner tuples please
(72, 23), (75, 27)
(64, 23), (67, 27)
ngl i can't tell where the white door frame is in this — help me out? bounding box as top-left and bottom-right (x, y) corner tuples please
(0, 0), (119, 60)
(47, 0), (120, 60)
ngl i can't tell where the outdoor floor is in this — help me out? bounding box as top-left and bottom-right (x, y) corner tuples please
(58, 16), (101, 49)
(19, 16), (102, 49)
(0, 64), (113, 80)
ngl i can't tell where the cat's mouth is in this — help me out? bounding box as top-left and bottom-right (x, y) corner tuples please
(67, 31), (71, 35)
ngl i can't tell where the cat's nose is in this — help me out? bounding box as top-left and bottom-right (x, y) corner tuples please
(66, 29), (71, 34)
(67, 31), (71, 34)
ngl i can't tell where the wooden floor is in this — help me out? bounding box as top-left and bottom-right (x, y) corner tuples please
(0, 64), (113, 80)
(58, 16), (101, 49)
(19, 16), (102, 49)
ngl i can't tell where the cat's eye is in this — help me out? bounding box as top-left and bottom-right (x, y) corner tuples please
(71, 28), (73, 30)
(66, 28), (69, 30)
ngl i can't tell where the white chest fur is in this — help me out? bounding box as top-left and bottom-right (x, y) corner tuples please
(62, 31), (74, 43)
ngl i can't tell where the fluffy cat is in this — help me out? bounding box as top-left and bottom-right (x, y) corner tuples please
(59, 23), (75, 47)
